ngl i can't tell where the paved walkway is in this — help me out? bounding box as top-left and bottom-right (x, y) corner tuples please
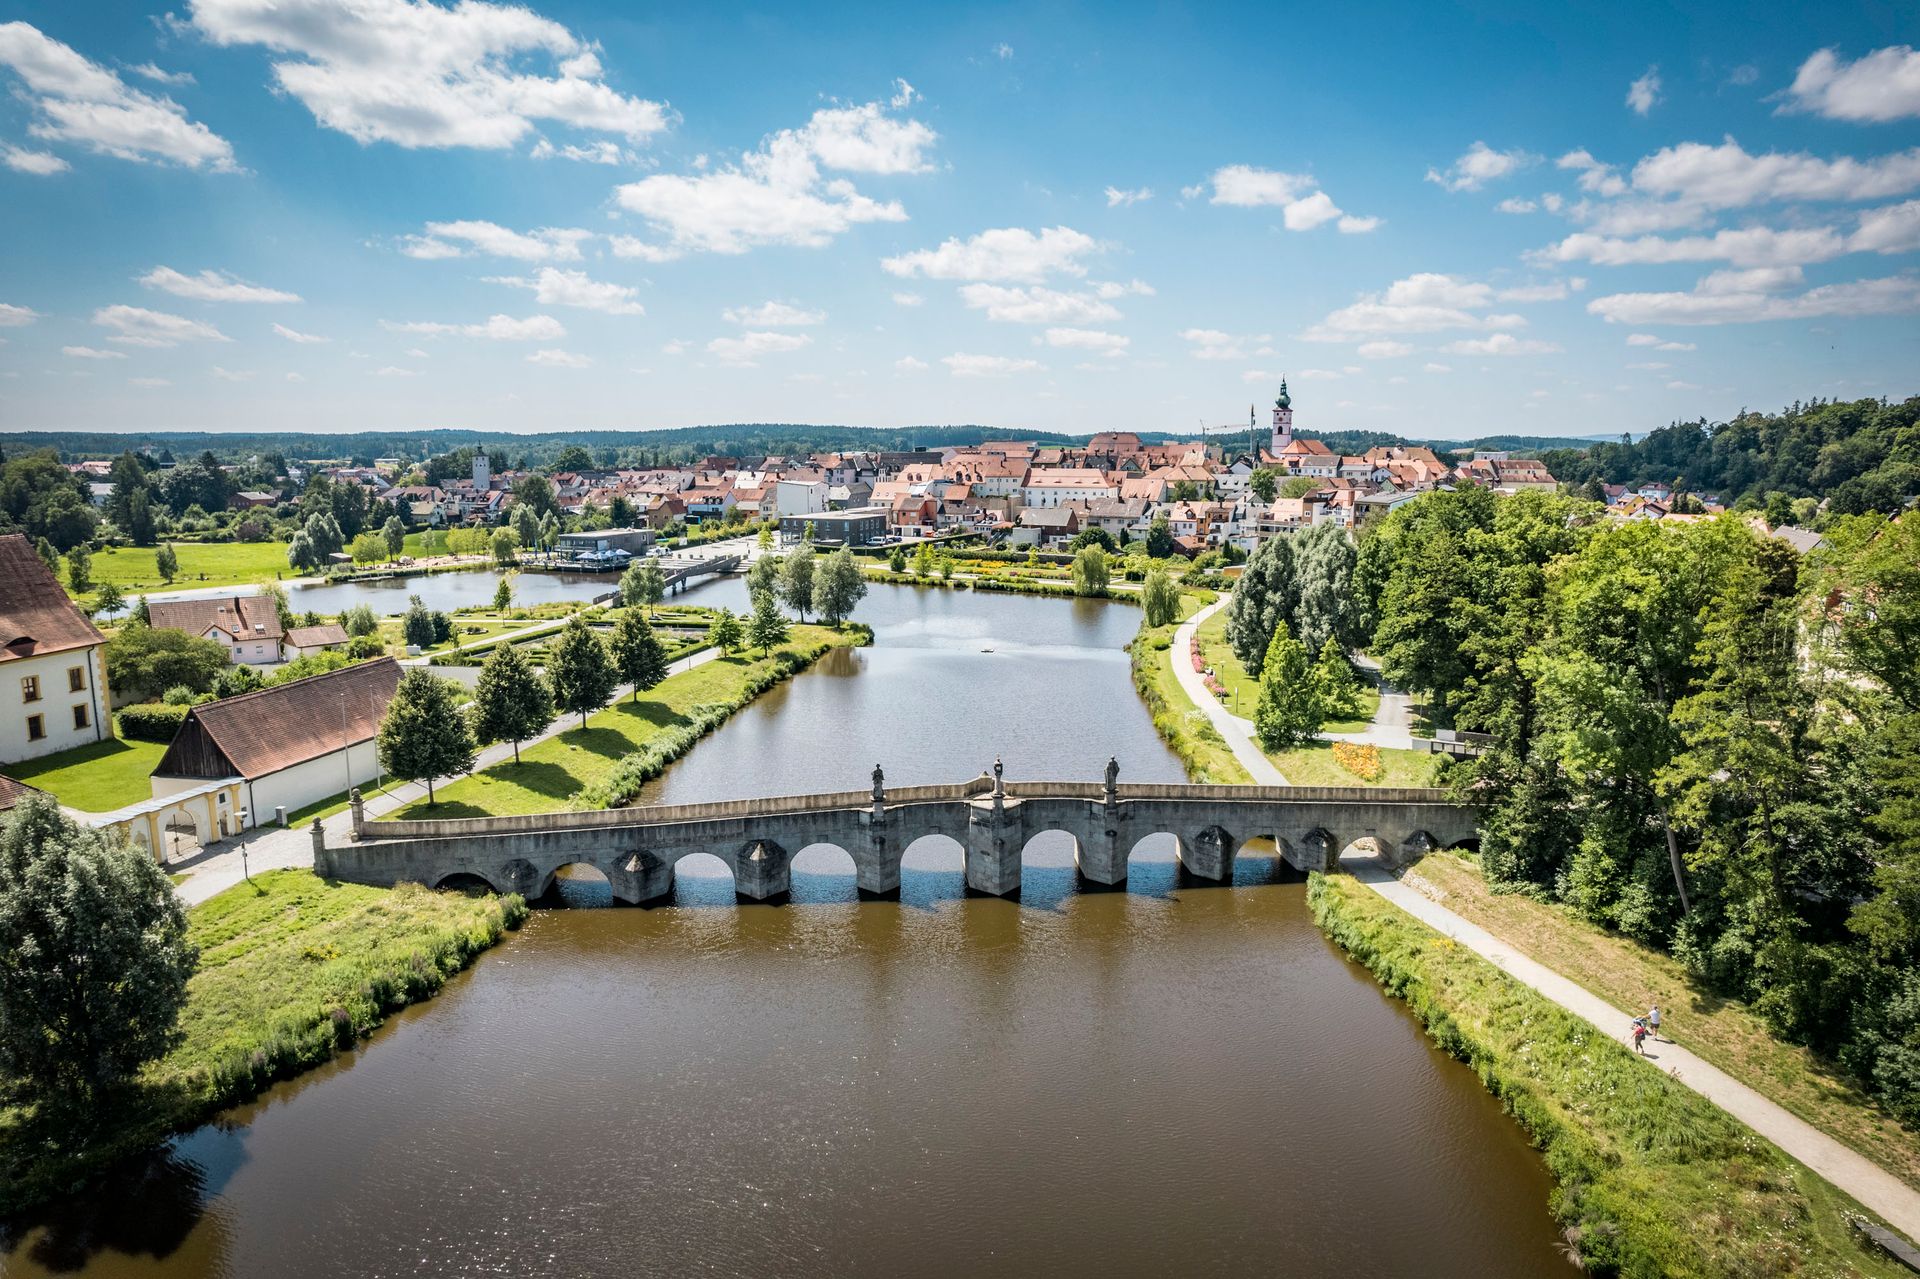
(1170, 619), (1920, 1239)
(1319, 653), (1417, 750)
(1171, 600), (1287, 784)
(1347, 853), (1920, 1241)
(172, 644), (725, 906)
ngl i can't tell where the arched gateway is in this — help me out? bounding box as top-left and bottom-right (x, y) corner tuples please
(317, 766), (1480, 906)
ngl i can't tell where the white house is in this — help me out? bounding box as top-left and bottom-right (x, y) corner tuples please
(1020, 468), (1120, 508)
(0, 533), (112, 764)
(774, 478), (829, 520)
(148, 594), (286, 665)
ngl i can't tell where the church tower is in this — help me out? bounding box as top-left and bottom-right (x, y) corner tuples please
(1270, 379), (1294, 455)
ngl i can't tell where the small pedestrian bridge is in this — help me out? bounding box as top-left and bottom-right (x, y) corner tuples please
(315, 764), (1480, 904)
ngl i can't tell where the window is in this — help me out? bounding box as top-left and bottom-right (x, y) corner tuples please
(72, 704), (89, 730)
(26, 715), (43, 741)
(67, 666), (85, 693)
(20, 675), (39, 703)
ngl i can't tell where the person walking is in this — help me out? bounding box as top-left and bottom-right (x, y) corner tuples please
(1630, 1017), (1648, 1054)
(1647, 1004), (1662, 1042)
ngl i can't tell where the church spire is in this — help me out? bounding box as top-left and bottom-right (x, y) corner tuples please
(1270, 379), (1294, 454)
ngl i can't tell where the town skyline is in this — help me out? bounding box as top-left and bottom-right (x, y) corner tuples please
(1, 1), (1918, 438)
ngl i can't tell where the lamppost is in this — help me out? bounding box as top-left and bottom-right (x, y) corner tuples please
(237, 807), (253, 886)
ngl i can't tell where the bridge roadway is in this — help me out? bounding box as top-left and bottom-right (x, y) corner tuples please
(315, 766), (1480, 904)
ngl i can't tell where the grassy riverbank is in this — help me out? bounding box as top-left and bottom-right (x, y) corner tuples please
(389, 624), (867, 818)
(1410, 852), (1920, 1195)
(1193, 609), (1379, 732)
(1129, 609), (1253, 785)
(72, 541), (295, 596)
(1309, 870), (1902, 1278)
(0, 870), (525, 1214)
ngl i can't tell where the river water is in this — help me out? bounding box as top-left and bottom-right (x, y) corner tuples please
(1, 583), (1575, 1278)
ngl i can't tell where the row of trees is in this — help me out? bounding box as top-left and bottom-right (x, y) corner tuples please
(1360, 485), (1920, 1124)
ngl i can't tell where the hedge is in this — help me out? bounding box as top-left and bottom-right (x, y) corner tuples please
(118, 702), (190, 741)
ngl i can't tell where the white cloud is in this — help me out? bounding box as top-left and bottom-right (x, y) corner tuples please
(1356, 340), (1413, 358)
(1496, 197), (1538, 214)
(722, 300), (824, 326)
(705, 330), (811, 365)
(530, 138), (630, 165)
(285, 371), (305, 382)
(61, 345), (124, 359)
(486, 267), (645, 315)
(606, 235), (681, 263)
(894, 355), (927, 372)
(890, 78), (918, 109)
(942, 352), (1042, 377)
(0, 304), (38, 326)
(890, 291), (923, 307)
(401, 220), (591, 262)
(1305, 273), (1527, 340)
(1039, 327), (1128, 354)
(186, 0), (668, 149)
(1588, 272), (1920, 325)
(92, 304), (229, 347)
(1668, 380), (1703, 391)
(1283, 190), (1342, 231)
(1440, 333), (1562, 355)
(129, 62), (194, 87)
(526, 348), (591, 368)
(1537, 201), (1920, 268)
(1627, 66), (1662, 116)
(1293, 368), (1343, 380)
(273, 322), (328, 343)
(1783, 46), (1920, 123)
(210, 366), (252, 381)
(373, 365), (417, 377)
(1557, 148), (1629, 197)
(1497, 280), (1575, 302)
(1093, 279), (1155, 298)
(957, 283), (1121, 324)
(1852, 198), (1920, 253)
(383, 313), (566, 340)
(1626, 332), (1696, 350)
(1423, 362), (1452, 373)
(1425, 141), (1533, 192)
(0, 21), (235, 169)
(884, 226), (1098, 282)
(3, 144), (68, 174)
(405, 348), (428, 358)
(129, 376), (170, 388)
(994, 43), (1013, 60)
(1337, 214), (1382, 234)
(1201, 164), (1367, 232)
(615, 96), (930, 255)
(1104, 185), (1152, 207)
(1177, 328), (1273, 361)
(1630, 137), (1920, 209)
(140, 265), (301, 303)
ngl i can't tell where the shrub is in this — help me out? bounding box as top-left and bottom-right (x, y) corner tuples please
(118, 702), (190, 741)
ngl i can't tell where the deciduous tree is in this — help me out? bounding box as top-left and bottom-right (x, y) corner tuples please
(376, 668), (475, 804)
(1141, 567), (1180, 627)
(747, 591), (789, 655)
(472, 642), (552, 764)
(546, 616), (618, 727)
(812, 547), (867, 626)
(781, 544), (816, 621)
(1253, 623), (1319, 751)
(609, 609), (670, 701)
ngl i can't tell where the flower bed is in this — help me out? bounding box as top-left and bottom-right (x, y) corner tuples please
(1331, 740), (1382, 781)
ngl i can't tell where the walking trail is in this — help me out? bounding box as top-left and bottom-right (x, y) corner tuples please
(1183, 597), (1920, 1241)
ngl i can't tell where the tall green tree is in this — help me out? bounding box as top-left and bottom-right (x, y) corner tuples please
(708, 607), (743, 653)
(546, 616), (618, 727)
(811, 547), (867, 626)
(93, 583), (125, 619)
(780, 543), (817, 621)
(489, 527), (519, 568)
(382, 514), (406, 561)
(154, 542), (178, 584)
(0, 796), (196, 1104)
(1141, 567), (1180, 627)
(1307, 636), (1361, 722)
(747, 552), (782, 601)
(1071, 544), (1110, 596)
(472, 641), (553, 764)
(1225, 533), (1297, 675)
(401, 594), (437, 649)
(1253, 623), (1319, 751)
(609, 609), (670, 701)
(376, 669), (476, 804)
(1248, 468), (1279, 503)
(621, 559), (666, 615)
(747, 591), (789, 655)
(510, 502), (541, 551)
(1291, 522), (1359, 656)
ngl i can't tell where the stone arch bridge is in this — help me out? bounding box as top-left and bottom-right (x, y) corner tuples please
(315, 766), (1480, 905)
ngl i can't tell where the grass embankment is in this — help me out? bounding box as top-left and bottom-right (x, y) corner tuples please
(1265, 741), (1439, 787)
(390, 624), (866, 818)
(1411, 853), (1920, 1194)
(74, 541), (295, 596)
(0, 869), (525, 1213)
(1193, 608), (1380, 731)
(1308, 871), (1904, 1278)
(0, 737), (166, 811)
(1129, 604), (1253, 785)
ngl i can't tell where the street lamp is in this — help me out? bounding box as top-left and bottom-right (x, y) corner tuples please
(237, 807), (253, 886)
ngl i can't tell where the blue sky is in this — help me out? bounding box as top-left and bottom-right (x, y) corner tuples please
(0, 0), (1916, 440)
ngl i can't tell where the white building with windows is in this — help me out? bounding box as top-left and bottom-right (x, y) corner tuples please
(0, 534), (112, 764)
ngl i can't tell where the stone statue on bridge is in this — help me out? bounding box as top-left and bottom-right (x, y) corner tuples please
(872, 764), (885, 804)
(1105, 756), (1119, 796)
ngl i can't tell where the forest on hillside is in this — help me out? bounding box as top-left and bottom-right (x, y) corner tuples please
(1541, 396), (1920, 515)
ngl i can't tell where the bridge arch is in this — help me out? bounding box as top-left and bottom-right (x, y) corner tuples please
(433, 869), (503, 895)
(900, 832), (966, 872)
(789, 842), (859, 904)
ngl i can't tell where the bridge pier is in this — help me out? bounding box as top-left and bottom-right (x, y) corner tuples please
(735, 840), (791, 901)
(1074, 799), (1130, 887)
(856, 812), (901, 897)
(1178, 826), (1235, 882)
(607, 850), (673, 905)
(966, 797), (1022, 897)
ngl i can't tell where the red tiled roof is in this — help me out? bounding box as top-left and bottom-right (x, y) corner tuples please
(149, 594), (284, 643)
(286, 623), (349, 649)
(0, 774), (47, 811)
(0, 533), (106, 664)
(160, 658), (402, 781)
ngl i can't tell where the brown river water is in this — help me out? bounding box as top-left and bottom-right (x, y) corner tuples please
(1, 583), (1574, 1278)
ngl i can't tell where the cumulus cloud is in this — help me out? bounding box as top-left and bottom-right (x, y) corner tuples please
(1177, 328), (1274, 361)
(1199, 164), (1371, 231)
(1425, 141), (1533, 192)
(1626, 332), (1696, 350)
(1104, 185), (1152, 207)
(530, 138), (630, 165)
(383, 313), (566, 340)
(1626, 66), (1662, 116)
(894, 355), (927, 371)
(1039, 327), (1128, 355)
(128, 62), (194, 87)
(1337, 215), (1382, 234)
(705, 330), (811, 365)
(1423, 362), (1453, 373)
(92, 304), (229, 347)
(884, 226), (1099, 282)
(1558, 148), (1628, 197)
(526, 348), (591, 368)
(61, 345), (125, 359)
(1589, 272), (1920, 325)
(722, 300), (824, 326)
(957, 284), (1121, 324)
(615, 95), (931, 255)
(1783, 46), (1920, 123)
(1537, 201), (1920, 268)
(890, 291), (923, 307)
(1629, 137), (1920, 210)
(140, 266), (301, 303)
(272, 322), (328, 343)
(942, 352), (1042, 377)
(3, 144), (69, 174)
(0, 21), (236, 169)
(1440, 333), (1563, 355)
(1304, 273), (1526, 340)
(400, 219), (592, 262)
(485, 267), (645, 314)
(185, 0), (669, 149)
(1496, 197), (1538, 214)
(210, 365), (253, 381)
(0, 304), (39, 326)
(1356, 340), (1413, 358)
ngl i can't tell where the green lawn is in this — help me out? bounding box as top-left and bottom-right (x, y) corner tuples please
(1, 737), (166, 811)
(1129, 619), (1254, 786)
(75, 541), (296, 597)
(1266, 741), (1439, 787)
(1195, 609), (1379, 732)
(393, 626), (848, 818)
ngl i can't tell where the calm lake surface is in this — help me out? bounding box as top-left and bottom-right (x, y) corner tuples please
(1, 583), (1575, 1278)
